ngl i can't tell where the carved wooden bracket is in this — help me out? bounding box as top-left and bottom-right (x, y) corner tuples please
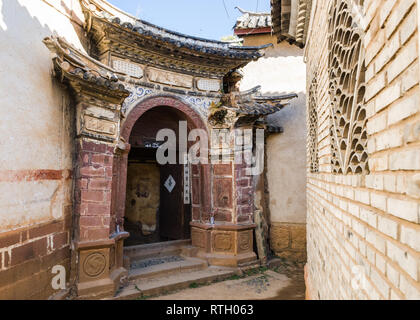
(208, 86), (297, 128)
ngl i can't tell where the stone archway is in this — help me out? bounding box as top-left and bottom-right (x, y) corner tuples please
(43, 35), (258, 300)
(111, 96), (212, 246)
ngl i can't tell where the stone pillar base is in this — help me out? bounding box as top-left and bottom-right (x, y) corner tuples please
(190, 222), (257, 267)
(77, 278), (115, 300)
(75, 237), (128, 299)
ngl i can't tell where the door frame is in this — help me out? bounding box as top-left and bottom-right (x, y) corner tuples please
(112, 95), (211, 243)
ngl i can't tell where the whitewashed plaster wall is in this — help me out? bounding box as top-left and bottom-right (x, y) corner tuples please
(0, 0), (85, 231)
(240, 42), (307, 224)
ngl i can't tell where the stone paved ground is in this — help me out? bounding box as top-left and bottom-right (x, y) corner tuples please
(148, 261), (306, 300)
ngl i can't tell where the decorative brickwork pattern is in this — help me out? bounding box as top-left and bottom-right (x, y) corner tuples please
(308, 76), (320, 173)
(328, 0), (369, 174)
(305, 0), (420, 300)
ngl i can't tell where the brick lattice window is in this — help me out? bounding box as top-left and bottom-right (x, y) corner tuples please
(327, 0), (369, 174)
(308, 77), (319, 173)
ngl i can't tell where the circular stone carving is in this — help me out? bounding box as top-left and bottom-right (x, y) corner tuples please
(83, 253), (107, 278)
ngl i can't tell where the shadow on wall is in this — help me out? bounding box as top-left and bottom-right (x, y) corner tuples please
(0, 1), (53, 76)
(0, 0), (84, 300)
(266, 92), (307, 134)
(262, 42), (305, 59)
(0, 0), (80, 226)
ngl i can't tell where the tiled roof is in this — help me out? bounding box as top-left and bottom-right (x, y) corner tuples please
(209, 88), (296, 128)
(234, 7), (272, 30)
(43, 36), (129, 102)
(82, 0), (267, 60)
(225, 86), (297, 116)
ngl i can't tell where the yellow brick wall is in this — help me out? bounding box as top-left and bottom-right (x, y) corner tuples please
(305, 0), (420, 299)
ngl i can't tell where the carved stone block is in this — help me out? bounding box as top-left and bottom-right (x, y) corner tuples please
(112, 58), (144, 78)
(237, 230), (252, 253)
(212, 178), (233, 209)
(147, 67), (193, 88)
(191, 227), (206, 249)
(83, 115), (117, 136)
(197, 78), (221, 92)
(212, 231), (233, 253)
(78, 248), (110, 283)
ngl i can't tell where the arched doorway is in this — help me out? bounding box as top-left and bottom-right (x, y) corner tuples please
(113, 96), (210, 247)
(124, 106), (192, 245)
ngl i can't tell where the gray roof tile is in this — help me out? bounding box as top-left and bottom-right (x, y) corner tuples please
(234, 8), (272, 30)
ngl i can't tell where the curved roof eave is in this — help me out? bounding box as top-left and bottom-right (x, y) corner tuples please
(270, 0), (312, 48)
(83, 0), (269, 56)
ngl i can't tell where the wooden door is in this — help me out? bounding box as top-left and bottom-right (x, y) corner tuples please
(159, 164), (186, 240)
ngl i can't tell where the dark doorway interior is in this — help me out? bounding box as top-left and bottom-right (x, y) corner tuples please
(124, 107), (192, 246)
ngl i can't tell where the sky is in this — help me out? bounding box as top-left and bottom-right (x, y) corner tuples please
(107, 0), (271, 41)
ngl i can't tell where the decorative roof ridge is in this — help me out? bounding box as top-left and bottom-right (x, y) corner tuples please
(235, 7), (271, 16)
(217, 87), (297, 116)
(43, 35), (129, 101)
(234, 6), (272, 31)
(82, 0), (266, 54)
(234, 86), (298, 104)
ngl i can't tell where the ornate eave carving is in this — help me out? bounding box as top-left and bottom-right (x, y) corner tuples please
(208, 85), (297, 128)
(43, 36), (129, 104)
(80, 0), (266, 78)
(43, 36), (130, 144)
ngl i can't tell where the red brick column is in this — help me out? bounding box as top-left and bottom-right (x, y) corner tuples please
(234, 161), (254, 223)
(212, 162), (234, 223)
(75, 139), (115, 242)
(70, 98), (130, 298)
(73, 138), (121, 298)
(190, 128), (257, 267)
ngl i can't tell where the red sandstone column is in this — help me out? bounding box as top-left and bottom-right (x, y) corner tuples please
(71, 98), (129, 299)
(190, 127), (257, 267)
(75, 139), (115, 242)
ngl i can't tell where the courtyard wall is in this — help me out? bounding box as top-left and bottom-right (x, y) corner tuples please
(240, 41), (308, 262)
(0, 0), (85, 299)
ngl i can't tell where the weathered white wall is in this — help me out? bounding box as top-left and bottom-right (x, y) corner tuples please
(240, 42), (307, 224)
(0, 0), (84, 231)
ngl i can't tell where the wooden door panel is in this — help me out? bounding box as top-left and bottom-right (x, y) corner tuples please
(159, 164), (184, 240)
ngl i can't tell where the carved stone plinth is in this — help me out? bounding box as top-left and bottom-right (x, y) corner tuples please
(75, 240), (115, 299)
(190, 222), (257, 267)
(109, 231), (130, 292)
(75, 233), (130, 300)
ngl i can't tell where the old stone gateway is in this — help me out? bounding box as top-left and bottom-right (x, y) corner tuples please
(31, 1), (297, 299)
(1, 0), (419, 301)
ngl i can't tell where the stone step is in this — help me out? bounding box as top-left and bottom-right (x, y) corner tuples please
(112, 266), (238, 300)
(124, 239), (191, 262)
(180, 245), (200, 257)
(128, 256), (208, 281)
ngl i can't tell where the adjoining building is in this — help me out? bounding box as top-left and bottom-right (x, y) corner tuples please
(271, 0), (420, 299)
(233, 8), (308, 264)
(0, 0), (418, 301)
